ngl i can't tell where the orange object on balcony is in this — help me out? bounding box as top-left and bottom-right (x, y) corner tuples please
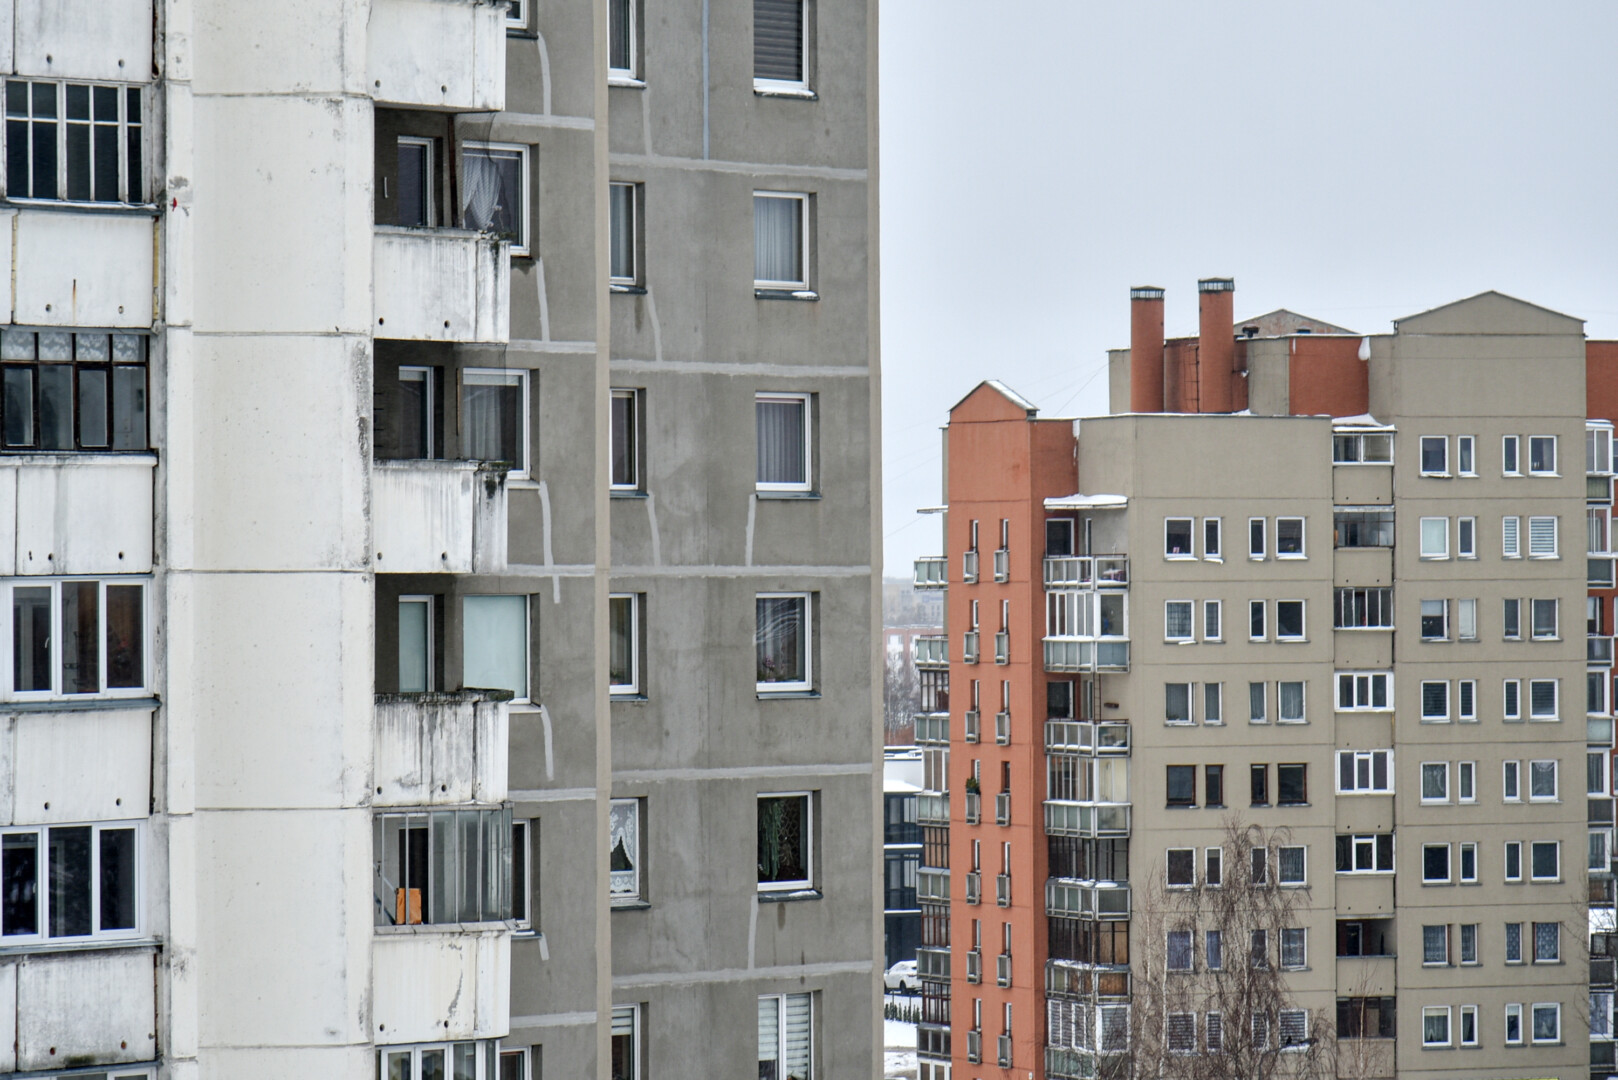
(395, 887), (423, 925)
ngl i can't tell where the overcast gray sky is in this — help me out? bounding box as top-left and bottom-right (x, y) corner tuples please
(878, 0), (1618, 574)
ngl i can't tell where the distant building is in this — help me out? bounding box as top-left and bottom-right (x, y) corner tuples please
(914, 283), (1613, 1080)
(886, 747), (925, 969)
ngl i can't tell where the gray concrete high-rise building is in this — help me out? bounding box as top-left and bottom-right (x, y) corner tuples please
(0, 1), (879, 1077)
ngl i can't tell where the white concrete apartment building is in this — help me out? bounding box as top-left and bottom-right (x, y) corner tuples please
(0, 1), (880, 1078)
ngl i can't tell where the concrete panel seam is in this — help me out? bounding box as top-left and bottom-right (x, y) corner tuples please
(508, 1010), (597, 1029)
(610, 564), (871, 578)
(608, 358), (868, 378)
(611, 762), (873, 783)
(509, 787), (595, 802)
(606, 153), (867, 183)
(610, 959), (872, 989)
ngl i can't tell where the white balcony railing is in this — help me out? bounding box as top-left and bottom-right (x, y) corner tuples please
(995, 710), (1011, 745)
(1045, 719), (1130, 754)
(1043, 638), (1130, 673)
(373, 459), (508, 574)
(1046, 879), (1132, 920)
(913, 635), (948, 669)
(1044, 555), (1129, 588)
(374, 690), (511, 804)
(374, 227), (511, 343)
(369, 0), (508, 111)
(913, 556), (948, 588)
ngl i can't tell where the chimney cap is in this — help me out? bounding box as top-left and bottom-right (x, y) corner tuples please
(1197, 278), (1235, 293)
(1129, 287), (1165, 300)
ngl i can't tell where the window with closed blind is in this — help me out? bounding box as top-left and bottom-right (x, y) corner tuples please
(611, 1005), (641, 1080)
(759, 992), (813, 1080)
(754, 0), (809, 91)
(756, 393), (812, 490)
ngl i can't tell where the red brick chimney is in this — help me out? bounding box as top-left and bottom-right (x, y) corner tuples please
(1129, 286), (1165, 412)
(1198, 278), (1235, 413)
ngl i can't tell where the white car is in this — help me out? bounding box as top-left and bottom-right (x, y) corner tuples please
(884, 959), (917, 993)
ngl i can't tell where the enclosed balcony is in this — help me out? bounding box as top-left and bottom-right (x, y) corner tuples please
(1043, 555), (1129, 589)
(1594, 636), (1616, 666)
(372, 459), (508, 574)
(5, 209), (157, 330)
(913, 556), (947, 588)
(374, 227), (511, 343)
(1044, 588), (1129, 672)
(917, 792), (949, 826)
(1046, 878), (1131, 920)
(914, 713), (949, 745)
(374, 690), (511, 805)
(1044, 800), (1131, 838)
(1045, 719), (1130, 755)
(918, 946), (950, 980)
(1043, 639), (1130, 673)
(0, 454), (155, 575)
(913, 635), (948, 670)
(4, 946), (158, 1072)
(369, 0), (508, 111)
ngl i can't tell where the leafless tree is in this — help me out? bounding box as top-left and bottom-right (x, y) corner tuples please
(1118, 816), (1334, 1080)
(883, 643), (918, 743)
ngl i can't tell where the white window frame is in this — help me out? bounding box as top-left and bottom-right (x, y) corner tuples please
(1530, 1002), (1560, 1044)
(757, 791), (813, 892)
(608, 0), (641, 80)
(1420, 680), (1449, 722)
(1420, 599), (1449, 641)
(1419, 516), (1449, 559)
(500, 1047), (531, 1080)
(1505, 840), (1523, 882)
(1164, 683), (1194, 726)
(757, 992), (814, 1078)
(1276, 680), (1305, 724)
(1528, 435), (1558, 476)
(753, 190), (810, 290)
(1274, 517), (1306, 559)
(1457, 678), (1476, 720)
(612, 1004), (642, 1080)
(1421, 843), (1451, 884)
(1164, 600), (1194, 643)
(398, 594), (436, 694)
(1503, 434), (1521, 475)
(608, 182), (640, 287)
(396, 135), (437, 228)
(1247, 517), (1266, 560)
(609, 592), (642, 696)
(1458, 762), (1476, 804)
(1456, 434), (1476, 475)
(1420, 761), (1450, 804)
(1248, 600), (1266, 642)
(1336, 749), (1393, 795)
(0, 820), (143, 943)
(461, 141), (531, 256)
(1503, 760), (1521, 801)
(1277, 846), (1306, 887)
(609, 798), (643, 904)
(1529, 840), (1560, 882)
(1164, 517), (1195, 559)
(1502, 515), (1521, 558)
(462, 367), (531, 477)
(1421, 1006), (1451, 1047)
(756, 591), (813, 693)
(1274, 600), (1305, 642)
(609, 388), (641, 491)
(1528, 759), (1558, 803)
(752, 0), (811, 93)
(2, 577), (151, 701)
(1202, 599), (1222, 642)
(1528, 677), (1559, 720)
(1336, 671), (1392, 712)
(1338, 833), (1394, 873)
(1504, 678), (1522, 720)
(1528, 515), (1559, 558)
(755, 392), (813, 493)
(2, 79), (147, 205)
(1456, 515), (1476, 558)
(1202, 517), (1222, 561)
(1505, 1002), (1524, 1044)
(1419, 435), (1449, 476)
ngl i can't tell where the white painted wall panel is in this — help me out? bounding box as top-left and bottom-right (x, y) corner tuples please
(374, 694), (508, 804)
(372, 930), (510, 1043)
(373, 461), (476, 573)
(15, 948), (157, 1070)
(0, 465), (16, 576)
(373, 228), (510, 343)
(12, 211), (156, 329)
(0, 961), (15, 1072)
(8, 708), (152, 825)
(12, 0), (151, 81)
(369, 0), (506, 112)
(12, 456), (155, 575)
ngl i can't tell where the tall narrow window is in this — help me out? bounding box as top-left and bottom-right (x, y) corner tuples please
(754, 192), (809, 289)
(398, 596), (434, 693)
(1503, 435), (1520, 475)
(5, 80), (143, 203)
(398, 366), (435, 459)
(396, 136), (434, 227)
(1203, 518), (1221, 559)
(609, 181), (639, 285)
(2, 330), (148, 451)
(756, 593), (811, 691)
(1248, 518), (1265, 559)
(758, 993), (813, 1080)
(462, 143), (529, 254)
(758, 794), (812, 891)
(609, 0), (639, 78)
(610, 388), (641, 490)
(754, 0), (809, 91)
(756, 393), (811, 491)
(1503, 515), (1521, 557)
(462, 368), (529, 476)
(612, 1005), (641, 1080)
(609, 799), (642, 903)
(609, 594), (641, 696)
(462, 594), (529, 700)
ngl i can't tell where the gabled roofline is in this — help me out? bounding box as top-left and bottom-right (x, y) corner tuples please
(1393, 289), (1584, 328)
(950, 379), (1038, 416)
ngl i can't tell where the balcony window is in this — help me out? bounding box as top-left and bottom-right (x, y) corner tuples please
(609, 593), (642, 696)
(373, 807), (513, 925)
(7, 578), (146, 699)
(462, 142), (529, 254)
(610, 798), (643, 904)
(1334, 508), (1393, 547)
(612, 1005), (642, 1080)
(0, 821), (137, 941)
(396, 136), (435, 227)
(1, 330), (148, 451)
(758, 793), (812, 892)
(609, 0), (639, 78)
(610, 388), (642, 490)
(380, 1040), (505, 1080)
(398, 595), (435, 693)
(758, 992), (813, 1080)
(463, 594), (529, 700)
(1332, 431), (1392, 463)
(756, 592), (811, 692)
(4, 80), (144, 203)
(397, 366), (437, 458)
(462, 368), (529, 475)
(757, 393), (812, 491)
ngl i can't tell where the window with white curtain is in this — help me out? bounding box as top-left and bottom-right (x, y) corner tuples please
(754, 191), (809, 288)
(609, 799), (642, 903)
(462, 594), (528, 700)
(758, 992), (813, 1080)
(756, 393), (811, 490)
(462, 368), (528, 476)
(461, 143), (528, 254)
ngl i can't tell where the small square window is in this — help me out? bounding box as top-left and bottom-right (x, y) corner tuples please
(1531, 1002), (1560, 1044)
(1532, 921), (1560, 962)
(1529, 435), (1557, 475)
(1166, 849), (1195, 888)
(609, 0), (641, 78)
(1275, 600), (1304, 641)
(1528, 516), (1558, 558)
(1277, 845), (1306, 886)
(1420, 762), (1449, 803)
(1528, 678), (1558, 720)
(1248, 681), (1266, 724)
(1275, 517), (1304, 557)
(462, 368), (531, 477)
(1420, 435), (1448, 476)
(1422, 925), (1449, 965)
(609, 798), (643, 903)
(1164, 518), (1194, 558)
(1419, 517), (1449, 558)
(1420, 680), (1449, 721)
(1167, 929), (1194, 971)
(757, 793), (812, 891)
(1422, 844), (1450, 884)
(753, 0), (809, 91)
(1530, 598), (1559, 639)
(1164, 682), (1193, 725)
(1530, 840), (1559, 881)
(1505, 922), (1523, 963)
(1165, 601), (1193, 642)
(1529, 760), (1558, 801)
(1419, 599), (1448, 641)
(1459, 842), (1477, 882)
(754, 191), (810, 290)
(1166, 765), (1196, 808)
(1276, 764), (1307, 806)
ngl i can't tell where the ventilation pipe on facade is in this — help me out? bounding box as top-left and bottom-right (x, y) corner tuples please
(1197, 278), (1236, 413)
(1129, 286), (1166, 413)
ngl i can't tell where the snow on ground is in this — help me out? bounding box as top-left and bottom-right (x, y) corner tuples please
(884, 1019), (917, 1080)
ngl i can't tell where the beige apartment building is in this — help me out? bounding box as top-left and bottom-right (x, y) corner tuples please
(913, 285), (1615, 1080)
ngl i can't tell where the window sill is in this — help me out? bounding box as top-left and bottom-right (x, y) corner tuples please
(1163, 554), (1196, 561)
(609, 75), (647, 89)
(0, 935), (158, 958)
(755, 288), (819, 301)
(757, 689), (821, 700)
(506, 27), (538, 39)
(2, 694), (160, 713)
(375, 921), (516, 936)
(611, 489), (649, 499)
(758, 887), (822, 903)
(610, 693), (649, 705)
(0, 197), (160, 217)
(610, 283), (647, 295)
(753, 84), (818, 100)
(611, 899), (651, 911)
(755, 489), (821, 500)
(1275, 554), (1307, 561)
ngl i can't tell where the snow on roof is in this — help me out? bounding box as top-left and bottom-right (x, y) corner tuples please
(1332, 414), (1394, 430)
(1045, 493), (1129, 511)
(984, 379), (1038, 414)
(884, 777), (923, 794)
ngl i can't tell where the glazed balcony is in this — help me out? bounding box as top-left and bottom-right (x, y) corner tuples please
(917, 793), (949, 827)
(374, 227), (511, 343)
(372, 459), (508, 574)
(1593, 635), (1615, 666)
(1046, 878), (1131, 920)
(1043, 555), (1129, 589)
(1044, 800), (1131, 838)
(913, 556), (947, 589)
(1045, 719), (1130, 755)
(914, 713), (949, 745)
(369, 0), (508, 111)
(1043, 638), (1130, 674)
(373, 689), (511, 805)
(913, 635), (948, 670)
